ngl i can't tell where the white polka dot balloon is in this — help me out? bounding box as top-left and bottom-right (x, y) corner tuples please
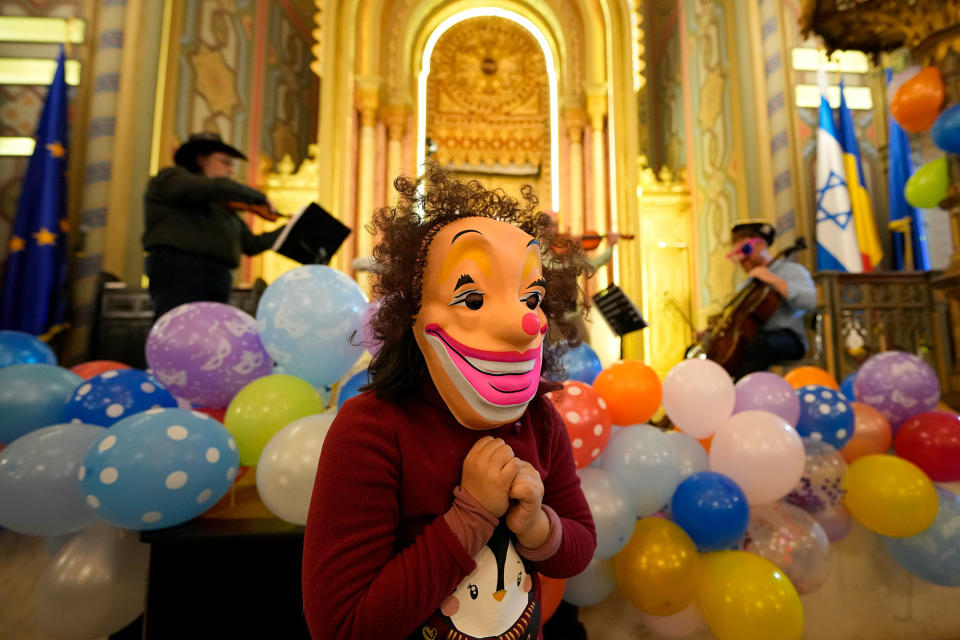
(795, 384), (855, 450)
(64, 369), (178, 427)
(79, 408), (239, 530)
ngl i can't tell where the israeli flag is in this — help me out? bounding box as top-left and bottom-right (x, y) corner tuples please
(815, 67), (862, 272)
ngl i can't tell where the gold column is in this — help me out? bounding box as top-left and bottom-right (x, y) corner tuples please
(354, 76), (380, 259)
(586, 85), (608, 234)
(563, 104), (588, 235)
(381, 100), (408, 201)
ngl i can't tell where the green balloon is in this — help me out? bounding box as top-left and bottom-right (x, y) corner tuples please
(904, 157), (948, 209)
(224, 374), (325, 466)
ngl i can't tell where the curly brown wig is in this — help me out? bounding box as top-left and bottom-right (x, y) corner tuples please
(364, 164), (591, 402)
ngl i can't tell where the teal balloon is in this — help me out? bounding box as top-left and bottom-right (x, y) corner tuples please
(883, 487), (960, 586)
(0, 330), (56, 368)
(0, 364), (82, 444)
(932, 104), (960, 153)
(0, 423), (105, 535)
(904, 157), (948, 209)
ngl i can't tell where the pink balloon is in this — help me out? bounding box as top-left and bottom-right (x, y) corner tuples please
(734, 372), (800, 426)
(709, 410), (805, 505)
(662, 359), (735, 439)
(811, 502), (854, 542)
(359, 299), (383, 357)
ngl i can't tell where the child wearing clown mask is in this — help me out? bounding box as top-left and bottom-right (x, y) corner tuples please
(302, 166), (597, 640)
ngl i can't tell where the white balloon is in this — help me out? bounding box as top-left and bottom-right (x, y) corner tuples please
(662, 359), (735, 439)
(257, 412), (336, 524)
(577, 467), (635, 559)
(34, 524), (149, 640)
(563, 557), (615, 607)
(709, 410), (805, 505)
(664, 430), (709, 480)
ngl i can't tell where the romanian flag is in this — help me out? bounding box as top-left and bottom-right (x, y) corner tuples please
(836, 78), (883, 271)
(815, 68), (862, 272)
(0, 48), (69, 335)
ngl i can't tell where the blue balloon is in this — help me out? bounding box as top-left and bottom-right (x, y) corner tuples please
(0, 330), (56, 368)
(0, 422), (105, 535)
(79, 408), (240, 530)
(577, 467), (635, 559)
(840, 372), (856, 402)
(337, 370), (370, 410)
(65, 369), (178, 427)
(560, 342), (603, 384)
(563, 557), (616, 607)
(256, 265), (367, 387)
(795, 384), (855, 449)
(599, 425), (681, 517)
(932, 103), (960, 154)
(0, 364), (82, 444)
(883, 487), (960, 586)
(671, 471), (750, 551)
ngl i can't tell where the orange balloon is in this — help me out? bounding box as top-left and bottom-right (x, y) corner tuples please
(840, 402), (892, 463)
(69, 360), (131, 380)
(783, 366), (838, 391)
(937, 401), (959, 416)
(891, 66), (944, 133)
(699, 434), (713, 453)
(540, 575), (566, 622)
(592, 360), (662, 425)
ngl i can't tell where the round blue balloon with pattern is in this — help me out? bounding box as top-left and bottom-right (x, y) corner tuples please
(337, 369), (370, 410)
(883, 487), (960, 586)
(0, 330), (57, 369)
(79, 408), (239, 530)
(65, 369), (178, 427)
(796, 384), (855, 449)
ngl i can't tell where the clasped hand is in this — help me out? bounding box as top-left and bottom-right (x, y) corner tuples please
(461, 436), (547, 546)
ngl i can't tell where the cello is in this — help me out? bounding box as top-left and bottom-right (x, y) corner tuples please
(685, 237), (808, 374)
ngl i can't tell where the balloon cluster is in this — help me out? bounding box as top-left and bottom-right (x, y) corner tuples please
(887, 65), (958, 209)
(0, 265), (375, 639)
(553, 350), (960, 639)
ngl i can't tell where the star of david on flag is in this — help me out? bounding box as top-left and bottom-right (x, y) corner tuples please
(814, 67), (862, 273)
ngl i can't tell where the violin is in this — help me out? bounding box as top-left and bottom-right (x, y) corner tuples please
(552, 231), (634, 253)
(224, 201), (288, 222)
(685, 237), (808, 374)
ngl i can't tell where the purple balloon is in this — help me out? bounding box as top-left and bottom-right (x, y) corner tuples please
(811, 502), (853, 542)
(733, 372), (800, 426)
(359, 299), (383, 358)
(145, 303), (273, 409)
(852, 351), (940, 431)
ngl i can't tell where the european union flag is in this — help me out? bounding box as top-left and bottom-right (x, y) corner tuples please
(1, 48), (69, 335)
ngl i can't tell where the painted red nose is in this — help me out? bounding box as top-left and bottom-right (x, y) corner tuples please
(521, 313), (540, 336)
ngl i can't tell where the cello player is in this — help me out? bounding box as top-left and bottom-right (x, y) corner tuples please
(723, 220), (817, 379)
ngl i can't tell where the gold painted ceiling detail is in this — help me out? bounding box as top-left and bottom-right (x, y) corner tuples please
(427, 16), (550, 170)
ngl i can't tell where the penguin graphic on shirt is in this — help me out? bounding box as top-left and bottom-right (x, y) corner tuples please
(414, 524), (540, 640)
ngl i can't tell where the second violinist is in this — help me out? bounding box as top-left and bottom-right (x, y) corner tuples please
(142, 132), (287, 318)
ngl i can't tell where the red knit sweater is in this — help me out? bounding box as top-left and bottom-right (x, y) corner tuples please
(302, 378), (596, 640)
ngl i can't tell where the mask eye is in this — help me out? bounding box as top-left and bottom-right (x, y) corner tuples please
(521, 291), (543, 310)
(468, 584), (478, 599)
(517, 572), (522, 587)
(450, 290), (485, 310)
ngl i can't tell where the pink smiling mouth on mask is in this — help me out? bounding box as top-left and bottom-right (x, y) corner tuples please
(423, 324), (543, 406)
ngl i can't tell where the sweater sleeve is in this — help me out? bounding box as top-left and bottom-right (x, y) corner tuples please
(149, 167), (267, 207)
(302, 401), (480, 640)
(240, 223), (285, 256)
(782, 262), (817, 312)
(527, 402), (596, 578)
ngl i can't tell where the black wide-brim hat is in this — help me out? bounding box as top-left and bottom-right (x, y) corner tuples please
(173, 132), (248, 167)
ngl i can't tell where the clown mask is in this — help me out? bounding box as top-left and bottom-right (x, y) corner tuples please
(414, 217), (548, 430)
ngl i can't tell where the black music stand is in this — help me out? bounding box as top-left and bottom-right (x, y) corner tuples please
(272, 202), (351, 265)
(592, 284), (647, 336)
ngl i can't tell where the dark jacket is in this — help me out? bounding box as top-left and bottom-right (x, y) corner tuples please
(143, 166), (284, 268)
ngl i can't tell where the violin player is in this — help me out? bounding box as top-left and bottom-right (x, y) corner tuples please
(142, 132), (286, 318)
(723, 220), (817, 379)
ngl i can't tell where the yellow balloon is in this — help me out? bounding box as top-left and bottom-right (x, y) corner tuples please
(698, 551), (803, 640)
(224, 374), (325, 466)
(843, 454), (938, 537)
(613, 517), (700, 616)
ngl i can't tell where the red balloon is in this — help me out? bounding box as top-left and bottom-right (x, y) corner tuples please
(194, 406), (227, 423)
(546, 381), (613, 468)
(894, 411), (960, 481)
(539, 575), (566, 622)
(70, 360), (131, 380)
